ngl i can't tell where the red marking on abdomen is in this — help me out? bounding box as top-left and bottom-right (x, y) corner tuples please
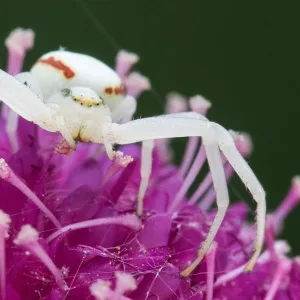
(115, 85), (125, 95)
(38, 56), (75, 79)
(105, 87), (113, 94)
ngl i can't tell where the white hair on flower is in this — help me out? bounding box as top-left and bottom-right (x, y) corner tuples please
(0, 31), (266, 277)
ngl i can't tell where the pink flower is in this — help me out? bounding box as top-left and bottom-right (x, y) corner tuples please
(0, 28), (299, 300)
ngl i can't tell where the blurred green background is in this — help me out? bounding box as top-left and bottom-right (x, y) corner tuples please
(1, 0), (299, 252)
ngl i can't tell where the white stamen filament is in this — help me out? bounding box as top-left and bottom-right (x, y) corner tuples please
(0, 159), (61, 229)
(47, 214), (141, 243)
(14, 225), (67, 291)
(0, 210), (11, 300)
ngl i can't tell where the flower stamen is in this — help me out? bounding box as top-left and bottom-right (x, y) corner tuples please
(265, 176), (300, 259)
(0, 158), (61, 229)
(213, 241), (290, 289)
(166, 92), (188, 114)
(179, 95), (211, 177)
(156, 92), (188, 163)
(264, 259), (291, 300)
(90, 271), (137, 300)
(113, 272), (137, 299)
(206, 242), (217, 300)
(5, 109), (19, 153)
(90, 279), (112, 299)
(124, 72), (151, 99)
(102, 151), (134, 186)
(4, 28), (35, 147)
(169, 146), (206, 213)
(273, 176), (300, 232)
(115, 50), (139, 79)
(189, 95), (212, 116)
(47, 214), (141, 243)
(5, 28), (34, 76)
(0, 210), (11, 300)
(14, 225), (68, 291)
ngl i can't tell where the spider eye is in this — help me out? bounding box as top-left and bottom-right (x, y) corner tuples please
(61, 88), (72, 97)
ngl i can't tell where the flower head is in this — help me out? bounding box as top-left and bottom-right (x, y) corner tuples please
(0, 28), (299, 300)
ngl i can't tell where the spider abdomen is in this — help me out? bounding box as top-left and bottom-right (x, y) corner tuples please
(30, 50), (125, 110)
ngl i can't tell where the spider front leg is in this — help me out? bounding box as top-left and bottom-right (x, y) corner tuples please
(109, 113), (266, 275)
(0, 69), (59, 131)
(5, 72), (43, 152)
(180, 128), (230, 276)
(0, 70), (77, 151)
(213, 122), (266, 272)
(15, 72), (43, 100)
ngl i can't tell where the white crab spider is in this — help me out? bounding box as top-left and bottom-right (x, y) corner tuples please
(0, 50), (266, 277)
